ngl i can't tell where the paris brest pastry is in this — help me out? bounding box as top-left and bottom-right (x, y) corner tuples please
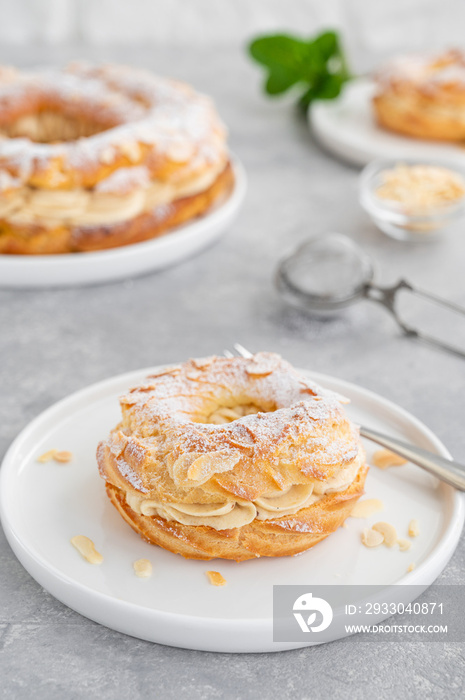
(373, 49), (465, 141)
(97, 353), (367, 561)
(0, 62), (232, 254)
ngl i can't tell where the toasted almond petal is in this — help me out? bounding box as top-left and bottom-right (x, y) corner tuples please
(398, 538), (412, 552)
(191, 356), (215, 369)
(147, 366), (180, 378)
(100, 146), (115, 165)
(245, 364), (275, 377)
(372, 449), (407, 469)
(209, 407), (243, 423)
(372, 521), (398, 547)
(408, 519), (420, 537)
(37, 449), (57, 463)
(120, 141), (141, 162)
(361, 528), (384, 548)
(54, 450), (72, 463)
(245, 352), (280, 376)
(187, 450), (241, 483)
(206, 570), (226, 586)
(407, 563), (416, 573)
(71, 535), (103, 565)
(133, 558), (152, 578)
(207, 414), (230, 425)
(350, 498), (384, 519)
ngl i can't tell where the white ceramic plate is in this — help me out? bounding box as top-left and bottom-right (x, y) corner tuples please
(310, 78), (465, 167)
(1, 366), (463, 653)
(0, 157), (246, 289)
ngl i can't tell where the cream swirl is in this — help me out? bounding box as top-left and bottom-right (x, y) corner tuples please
(125, 455), (362, 531)
(1, 159), (226, 228)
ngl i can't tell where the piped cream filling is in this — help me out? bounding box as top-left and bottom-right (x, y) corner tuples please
(125, 456), (362, 531)
(0, 159), (226, 228)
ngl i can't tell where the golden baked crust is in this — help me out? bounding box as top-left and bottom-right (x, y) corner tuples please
(0, 62), (231, 254)
(373, 49), (465, 140)
(97, 353), (367, 561)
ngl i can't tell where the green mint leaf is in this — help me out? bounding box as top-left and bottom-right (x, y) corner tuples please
(312, 31), (339, 62)
(313, 74), (346, 100)
(265, 70), (300, 95)
(249, 35), (311, 74)
(248, 29), (353, 109)
(299, 86), (317, 110)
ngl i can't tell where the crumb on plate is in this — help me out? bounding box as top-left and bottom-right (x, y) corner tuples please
(54, 450), (73, 463)
(350, 498), (384, 518)
(133, 558), (152, 578)
(372, 521), (398, 548)
(206, 570), (226, 586)
(372, 449), (407, 470)
(408, 519), (420, 537)
(361, 528), (384, 548)
(70, 535), (103, 565)
(37, 449), (57, 462)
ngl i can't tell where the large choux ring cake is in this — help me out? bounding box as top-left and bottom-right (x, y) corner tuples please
(0, 62), (232, 254)
(373, 49), (465, 141)
(97, 353), (367, 561)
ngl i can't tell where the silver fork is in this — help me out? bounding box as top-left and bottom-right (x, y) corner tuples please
(227, 343), (465, 492)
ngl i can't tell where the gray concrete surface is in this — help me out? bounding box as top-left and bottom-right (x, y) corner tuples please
(0, 45), (464, 700)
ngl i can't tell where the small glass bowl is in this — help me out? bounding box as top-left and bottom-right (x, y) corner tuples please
(359, 159), (465, 242)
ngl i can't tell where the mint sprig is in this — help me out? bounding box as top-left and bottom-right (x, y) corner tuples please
(248, 30), (351, 109)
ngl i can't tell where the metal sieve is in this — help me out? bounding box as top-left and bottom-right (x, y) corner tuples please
(276, 233), (465, 359)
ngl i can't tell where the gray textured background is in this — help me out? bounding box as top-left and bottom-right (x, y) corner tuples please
(1, 44), (464, 699)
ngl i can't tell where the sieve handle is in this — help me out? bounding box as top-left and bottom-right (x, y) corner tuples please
(363, 280), (465, 360)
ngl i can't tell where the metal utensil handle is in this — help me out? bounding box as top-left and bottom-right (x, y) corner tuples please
(364, 279), (465, 359)
(231, 343), (465, 491)
(360, 426), (465, 491)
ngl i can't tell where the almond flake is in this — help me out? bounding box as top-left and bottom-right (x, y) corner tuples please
(372, 521), (398, 548)
(191, 356), (215, 369)
(408, 519), (420, 538)
(206, 570), (226, 586)
(361, 528), (384, 548)
(133, 558), (152, 578)
(37, 449), (57, 463)
(372, 449), (407, 470)
(245, 363), (275, 377)
(350, 498), (384, 519)
(100, 147), (115, 165)
(120, 141), (141, 162)
(54, 450), (72, 463)
(398, 538), (412, 552)
(71, 535), (103, 565)
(187, 450), (241, 483)
(147, 366), (181, 378)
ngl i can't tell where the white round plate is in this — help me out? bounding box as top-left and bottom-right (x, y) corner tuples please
(310, 78), (465, 167)
(0, 157), (246, 289)
(1, 366), (463, 653)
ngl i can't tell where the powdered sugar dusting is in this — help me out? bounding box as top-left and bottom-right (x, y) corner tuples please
(115, 455), (147, 492)
(0, 62), (227, 185)
(377, 49), (465, 93)
(0, 168), (20, 192)
(117, 353), (361, 491)
(95, 165), (151, 194)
